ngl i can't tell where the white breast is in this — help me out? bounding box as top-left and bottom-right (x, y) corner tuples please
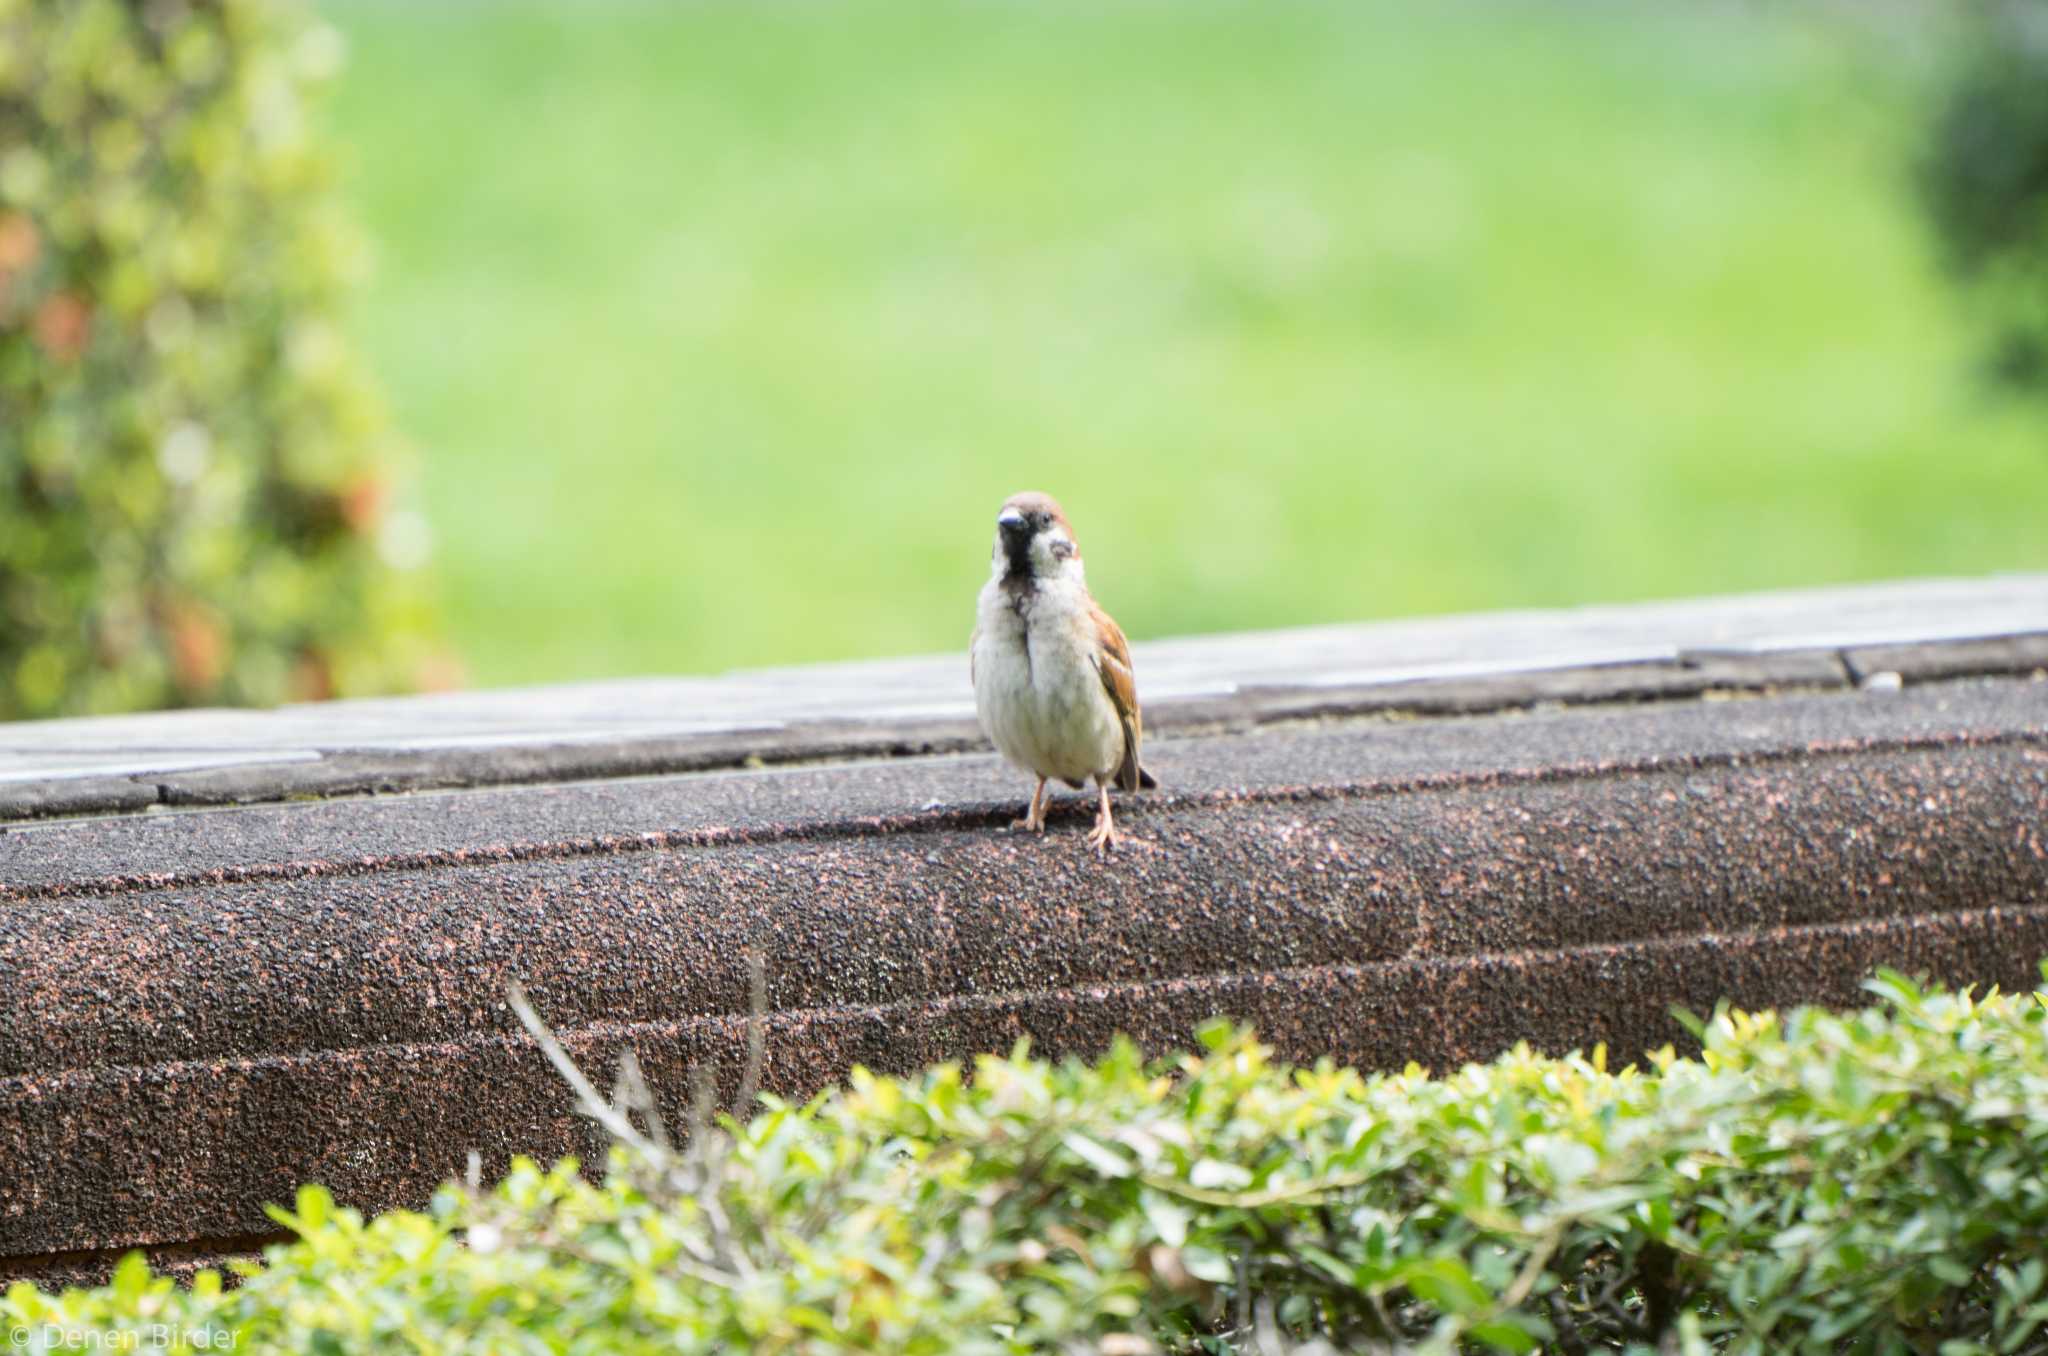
(973, 578), (1125, 785)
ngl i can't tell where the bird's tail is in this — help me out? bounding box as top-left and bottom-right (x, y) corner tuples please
(1116, 722), (1155, 792)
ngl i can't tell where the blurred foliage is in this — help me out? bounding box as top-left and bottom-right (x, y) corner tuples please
(0, 0), (436, 720)
(12, 970), (2048, 1352)
(1920, 1), (2048, 393)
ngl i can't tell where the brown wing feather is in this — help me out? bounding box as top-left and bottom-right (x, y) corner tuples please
(1090, 603), (1154, 792)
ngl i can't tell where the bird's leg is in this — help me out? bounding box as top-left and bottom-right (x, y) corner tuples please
(1087, 778), (1118, 854)
(1010, 776), (1048, 833)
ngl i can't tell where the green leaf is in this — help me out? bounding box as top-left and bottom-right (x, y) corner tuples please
(295, 1183), (333, 1232)
(1470, 1317), (1542, 1353)
(1399, 1256), (1491, 1316)
(1188, 1159), (1251, 1190)
(1299, 1246), (1356, 1287)
(1062, 1133), (1132, 1179)
(110, 1251), (150, 1303)
(1540, 1136), (1598, 1185)
(1181, 1246), (1236, 1284)
(1139, 1191), (1190, 1247)
(1931, 1255), (1975, 1287)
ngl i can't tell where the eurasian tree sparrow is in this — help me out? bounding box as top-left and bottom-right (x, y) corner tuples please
(970, 491), (1156, 853)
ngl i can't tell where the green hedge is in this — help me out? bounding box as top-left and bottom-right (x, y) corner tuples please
(0, 0), (434, 720)
(8, 970), (2048, 1353)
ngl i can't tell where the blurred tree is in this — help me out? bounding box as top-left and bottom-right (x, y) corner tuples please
(1920, 0), (2048, 394)
(0, 0), (439, 720)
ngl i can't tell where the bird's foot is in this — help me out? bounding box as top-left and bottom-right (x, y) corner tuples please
(1011, 779), (1049, 833)
(1088, 815), (1118, 854)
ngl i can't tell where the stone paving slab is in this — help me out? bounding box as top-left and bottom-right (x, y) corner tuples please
(1, 574), (2044, 821)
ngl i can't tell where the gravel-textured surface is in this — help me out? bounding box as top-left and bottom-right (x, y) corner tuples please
(4, 574), (2043, 820)
(5, 675), (2041, 896)
(2, 673), (2045, 1282)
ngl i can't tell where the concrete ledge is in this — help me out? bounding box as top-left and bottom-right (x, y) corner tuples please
(3, 632), (2046, 1286)
(3, 575), (2044, 821)
(1843, 632), (2048, 685)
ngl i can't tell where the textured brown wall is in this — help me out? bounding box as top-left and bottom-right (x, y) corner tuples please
(2, 674), (2045, 1286)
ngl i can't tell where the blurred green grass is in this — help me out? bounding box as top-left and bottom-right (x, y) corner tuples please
(324, 0), (2047, 688)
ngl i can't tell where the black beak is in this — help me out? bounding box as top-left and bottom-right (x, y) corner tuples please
(997, 511), (1032, 574)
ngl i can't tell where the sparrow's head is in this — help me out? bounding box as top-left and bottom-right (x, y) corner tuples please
(992, 490), (1081, 582)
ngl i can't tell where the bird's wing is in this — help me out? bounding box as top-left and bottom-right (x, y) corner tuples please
(1090, 602), (1150, 792)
